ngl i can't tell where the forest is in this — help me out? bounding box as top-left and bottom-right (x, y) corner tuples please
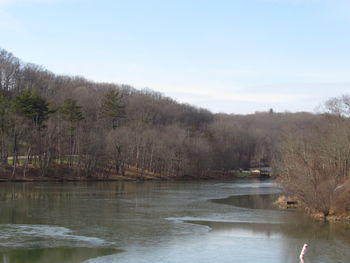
(0, 48), (319, 179)
(1, 48), (350, 217)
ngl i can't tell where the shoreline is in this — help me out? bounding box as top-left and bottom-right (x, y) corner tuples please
(0, 174), (263, 183)
(0, 165), (267, 183)
(273, 195), (350, 223)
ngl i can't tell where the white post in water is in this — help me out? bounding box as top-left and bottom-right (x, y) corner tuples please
(299, 244), (308, 260)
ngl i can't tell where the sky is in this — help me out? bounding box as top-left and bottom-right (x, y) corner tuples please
(0, 0), (350, 114)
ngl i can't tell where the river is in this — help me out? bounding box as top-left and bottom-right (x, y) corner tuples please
(0, 179), (349, 263)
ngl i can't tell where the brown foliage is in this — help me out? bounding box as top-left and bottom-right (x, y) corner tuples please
(273, 116), (350, 216)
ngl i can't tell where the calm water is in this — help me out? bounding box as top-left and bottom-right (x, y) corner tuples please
(0, 179), (349, 263)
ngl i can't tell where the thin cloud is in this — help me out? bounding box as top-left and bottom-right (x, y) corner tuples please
(158, 86), (304, 103)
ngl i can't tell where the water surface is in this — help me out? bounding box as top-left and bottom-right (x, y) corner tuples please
(0, 179), (349, 263)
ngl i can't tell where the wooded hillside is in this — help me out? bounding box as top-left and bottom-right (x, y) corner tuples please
(0, 48), (320, 179)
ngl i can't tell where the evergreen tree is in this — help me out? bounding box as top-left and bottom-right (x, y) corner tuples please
(60, 98), (84, 123)
(59, 98), (84, 166)
(13, 90), (54, 174)
(0, 94), (13, 164)
(14, 90), (52, 129)
(100, 90), (125, 129)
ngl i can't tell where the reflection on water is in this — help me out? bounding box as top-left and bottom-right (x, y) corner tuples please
(0, 179), (349, 263)
(211, 193), (280, 209)
(187, 220), (283, 238)
(0, 247), (119, 263)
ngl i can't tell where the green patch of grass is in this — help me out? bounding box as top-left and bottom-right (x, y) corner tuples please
(234, 172), (252, 177)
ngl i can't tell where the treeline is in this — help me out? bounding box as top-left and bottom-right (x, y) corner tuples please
(0, 48), (319, 179)
(273, 95), (350, 217)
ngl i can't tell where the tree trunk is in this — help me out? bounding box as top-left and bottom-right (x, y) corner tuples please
(23, 146), (31, 178)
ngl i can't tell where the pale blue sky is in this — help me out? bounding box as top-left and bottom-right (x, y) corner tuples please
(1, 0), (350, 114)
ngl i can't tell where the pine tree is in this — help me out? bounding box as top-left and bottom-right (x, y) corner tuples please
(0, 94), (13, 164)
(14, 90), (53, 129)
(100, 90), (125, 129)
(59, 98), (84, 166)
(13, 90), (54, 175)
(60, 98), (84, 123)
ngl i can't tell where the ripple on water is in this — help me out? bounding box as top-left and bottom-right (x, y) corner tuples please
(0, 224), (121, 263)
(0, 224), (108, 248)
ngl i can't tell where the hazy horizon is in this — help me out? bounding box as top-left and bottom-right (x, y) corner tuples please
(1, 0), (349, 114)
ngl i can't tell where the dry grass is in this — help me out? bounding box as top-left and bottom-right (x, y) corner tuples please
(273, 195), (300, 209)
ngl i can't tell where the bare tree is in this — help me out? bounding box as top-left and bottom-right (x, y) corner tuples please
(273, 115), (350, 217)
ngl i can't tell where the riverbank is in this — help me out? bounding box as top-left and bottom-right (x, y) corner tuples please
(273, 195), (350, 222)
(311, 212), (350, 222)
(0, 165), (166, 182)
(0, 165), (245, 182)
